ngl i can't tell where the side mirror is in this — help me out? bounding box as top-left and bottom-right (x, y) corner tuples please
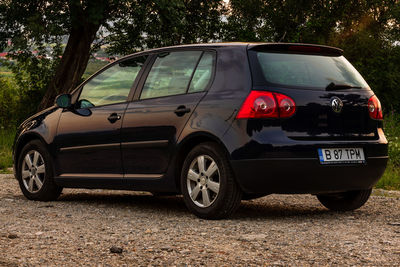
(55, 94), (72, 108)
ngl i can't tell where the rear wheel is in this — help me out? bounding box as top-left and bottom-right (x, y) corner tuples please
(17, 140), (62, 201)
(181, 142), (242, 219)
(317, 189), (372, 211)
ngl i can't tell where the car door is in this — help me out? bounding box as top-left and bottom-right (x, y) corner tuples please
(54, 55), (149, 178)
(121, 50), (216, 177)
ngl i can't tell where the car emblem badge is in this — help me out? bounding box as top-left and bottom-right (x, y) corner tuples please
(330, 97), (343, 113)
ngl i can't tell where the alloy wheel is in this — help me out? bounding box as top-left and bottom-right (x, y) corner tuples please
(21, 150), (46, 193)
(186, 155), (220, 208)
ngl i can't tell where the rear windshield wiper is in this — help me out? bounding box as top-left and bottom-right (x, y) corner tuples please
(326, 82), (362, 91)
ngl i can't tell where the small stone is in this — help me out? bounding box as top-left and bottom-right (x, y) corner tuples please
(239, 234), (267, 242)
(387, 222), (400, 226)
(110, 246), (123, 254)
(145, 229), (152, 234)
(39, 204), (54, 208)
(7, 233), (18, 239)
(35, 231), (44, 236)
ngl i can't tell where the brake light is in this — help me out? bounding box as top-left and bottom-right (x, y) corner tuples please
(274, 92), (296, 118)
(289, 45), (323, 53)
(236, 91), (296, 119)
(368, 95), (383, 120)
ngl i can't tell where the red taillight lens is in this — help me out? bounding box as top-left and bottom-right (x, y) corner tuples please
(236, 91), (296, 119)
(368, 95), (383, 120)
(274, 92), (296, 118)
(236, 91), (278, 118)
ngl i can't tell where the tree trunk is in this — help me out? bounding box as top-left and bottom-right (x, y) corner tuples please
(38, 22), (100, 110)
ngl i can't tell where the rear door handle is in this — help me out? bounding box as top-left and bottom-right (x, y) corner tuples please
(108, 113), (121, 123)
(174, 106), (191, 117)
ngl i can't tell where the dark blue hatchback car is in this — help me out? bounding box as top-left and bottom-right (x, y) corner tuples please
(13, 43), (388, 219)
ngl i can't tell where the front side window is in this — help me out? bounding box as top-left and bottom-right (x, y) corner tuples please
(78, 56), (147, 107)
(140, 51), (202, 99)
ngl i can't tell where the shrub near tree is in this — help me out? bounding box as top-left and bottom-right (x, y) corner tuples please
(0, 76), (18, 128)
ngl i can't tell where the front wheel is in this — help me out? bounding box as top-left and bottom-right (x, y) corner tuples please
(17, 140), (62, 201)
(317, 189), (372, 211)
(181, 142), (242, 219)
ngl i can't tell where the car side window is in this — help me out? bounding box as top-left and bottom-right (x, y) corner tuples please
(78, 56), (147, 108)
(140, 51), (202, 100)
(188, 52), (215, 93)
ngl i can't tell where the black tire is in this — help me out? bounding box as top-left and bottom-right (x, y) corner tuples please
(17, 140), (62, 201)
(317, 189), (372, 211)
(180, 142), (242, 219)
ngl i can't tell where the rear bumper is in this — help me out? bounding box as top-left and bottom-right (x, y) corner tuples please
(227, 124), (388, 194)
(231, 155), (388, 194)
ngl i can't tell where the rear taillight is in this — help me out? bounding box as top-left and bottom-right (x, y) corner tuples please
(274, 92), (296, 118)
(368, 95), (383, 120)
(236, 91), (296, 119)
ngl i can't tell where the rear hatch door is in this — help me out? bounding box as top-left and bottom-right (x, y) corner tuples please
(248, 44), (378, 141)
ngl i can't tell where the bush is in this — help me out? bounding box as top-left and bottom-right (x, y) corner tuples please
(375, 112), (400, 190)
(0, 76), (19, 128)
(384, 112), (400, 166)
(0, 128), (15, 171)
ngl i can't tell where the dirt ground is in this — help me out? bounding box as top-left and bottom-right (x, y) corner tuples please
(1, 173), (399, 266)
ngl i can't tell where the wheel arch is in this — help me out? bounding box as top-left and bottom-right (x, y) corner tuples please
(173, 132), (232, 191)
(14, 132), (49, 172)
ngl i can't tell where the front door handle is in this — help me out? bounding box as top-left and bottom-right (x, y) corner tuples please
(108, 113), (121, 123)
(174, 105), (191, 117)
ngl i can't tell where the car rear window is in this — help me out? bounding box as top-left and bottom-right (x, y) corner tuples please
(249, 51), (369, 90)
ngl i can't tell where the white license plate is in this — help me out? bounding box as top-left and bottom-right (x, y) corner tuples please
(318, 148), (365, 164)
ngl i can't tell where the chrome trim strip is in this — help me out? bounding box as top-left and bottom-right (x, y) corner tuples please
(121, 140), (169, 148)
(124, 174), (163, 179)
(58, 173), (123, 178)
(60, 143), (120, 152)
(57, 173), (163, 179)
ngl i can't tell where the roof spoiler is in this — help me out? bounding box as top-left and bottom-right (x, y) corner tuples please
(248, 43), (343, 56)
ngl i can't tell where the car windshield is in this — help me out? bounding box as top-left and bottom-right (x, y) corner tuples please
(254, 52), (369, 89)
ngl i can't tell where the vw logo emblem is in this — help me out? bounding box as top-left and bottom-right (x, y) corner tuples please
(330, 97), (343, 113)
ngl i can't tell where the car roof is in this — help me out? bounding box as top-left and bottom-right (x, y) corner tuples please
(126, 42), (342, 57)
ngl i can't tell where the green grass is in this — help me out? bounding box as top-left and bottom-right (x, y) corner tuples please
(376, 162), (400, 190)
(375, 112), (400, 190)
(0, 128), (15, 172)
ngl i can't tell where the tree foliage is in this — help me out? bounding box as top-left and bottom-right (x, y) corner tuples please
(0, 0), (399, 123)
(106, 0), (226, 55)
(0, 0), (130, 109)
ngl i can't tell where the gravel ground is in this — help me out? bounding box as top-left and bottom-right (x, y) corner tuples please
(1, 173), (399, 266)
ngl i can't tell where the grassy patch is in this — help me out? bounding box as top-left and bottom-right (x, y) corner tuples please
(376, 162), (400, 190)
(0, 65), (13, 78)
(0, 128), (15, 171)
(375, 112), (400, 190)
